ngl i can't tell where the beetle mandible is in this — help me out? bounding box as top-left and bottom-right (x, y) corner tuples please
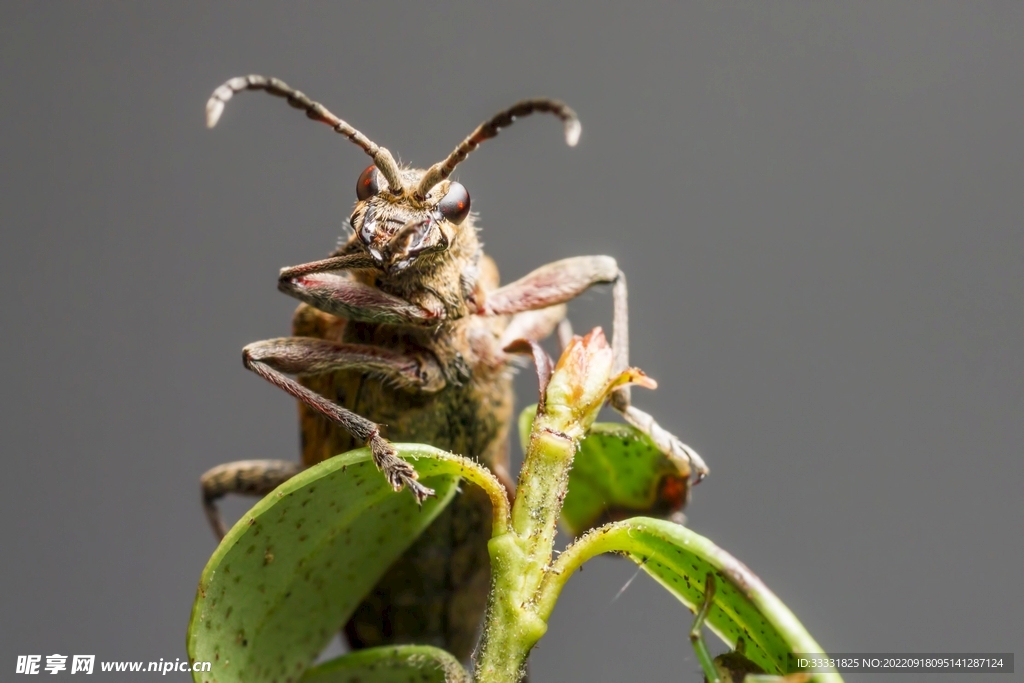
(198, 75), (708, 660)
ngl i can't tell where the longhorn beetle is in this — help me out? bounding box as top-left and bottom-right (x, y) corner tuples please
(198, 75), (708, 661)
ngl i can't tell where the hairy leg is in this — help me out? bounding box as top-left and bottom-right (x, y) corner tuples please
(196, 339), (438, 538)
(480, 255), (708, 479)
(240, 338), (440, 501)
(498, 304), (567, 349)
(272, 252), (442, 325)
(200, 460), (302, 539)
(279, 272), (439, 325)
(200, 335), (448, 537)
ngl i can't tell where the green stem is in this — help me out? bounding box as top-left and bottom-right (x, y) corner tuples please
(473, 420), (579, 682)
(434, 451), (512, 537)
(473, 535), (548, 683)
(474, 331), (625, 682)
(510, 429), (574, 562)
(534, 521), (620, 621)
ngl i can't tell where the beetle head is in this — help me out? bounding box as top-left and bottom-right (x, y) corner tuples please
(349, 166), (472, 273)
(205, 77), (579, 274)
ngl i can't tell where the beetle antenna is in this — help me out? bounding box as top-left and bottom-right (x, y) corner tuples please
(416, 98), (580, 199)
(206, 75), (405, 195)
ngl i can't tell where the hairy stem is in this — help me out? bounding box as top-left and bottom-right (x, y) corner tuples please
(473, 421), (582, 681)
(473, 330), (635, 683)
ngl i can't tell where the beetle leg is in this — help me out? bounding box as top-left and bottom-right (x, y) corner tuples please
(556, 318), (574, 351)
(610, 399), (708, 481)
(277, 252), (377, 278)
(200, 460), (302, 539)
(479, 255), (620, 316)
(279, 271), (439, 325)
(480, 256), (708, 480)
(498, 304), (567, 349)
(241, 338), (438, 502)
(605, 270), (708, 480)
(602, 270), (708, 479)
(275, 254), (441, 325)
(243, 337), (445, 393)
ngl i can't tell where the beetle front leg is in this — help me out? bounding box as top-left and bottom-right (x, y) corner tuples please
(277, 256), (441, 325)
(482, 255), (708, 480)
(242, 338), (438, 500)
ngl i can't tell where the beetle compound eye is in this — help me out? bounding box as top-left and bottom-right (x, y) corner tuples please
(437, 182), (470, 224)
(356, 164), (379, 201)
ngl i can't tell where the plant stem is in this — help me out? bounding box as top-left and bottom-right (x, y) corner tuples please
(473, 422), (578, 682)
(472, 534), (548, 683)
(474, 330), (632, 683)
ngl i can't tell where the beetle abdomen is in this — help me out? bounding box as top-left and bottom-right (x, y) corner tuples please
(293, 301), (512, 660)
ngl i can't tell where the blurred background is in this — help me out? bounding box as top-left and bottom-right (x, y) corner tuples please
(1, 3), (1021, 681)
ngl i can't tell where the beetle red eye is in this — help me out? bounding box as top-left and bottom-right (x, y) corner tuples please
(356, 165), (379, 201)
(437, 182), (470, 224)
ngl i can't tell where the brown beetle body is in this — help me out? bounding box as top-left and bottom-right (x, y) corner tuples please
(199, 74), (707, 663)
(293, 219), (513, 657)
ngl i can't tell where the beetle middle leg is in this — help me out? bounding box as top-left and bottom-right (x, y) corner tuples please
(482, 255), (708, 480)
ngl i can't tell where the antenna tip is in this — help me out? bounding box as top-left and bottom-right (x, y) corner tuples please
(206, 83), (235, 129)
(205, 99), (224, 128)
(564, 119), (581, 147)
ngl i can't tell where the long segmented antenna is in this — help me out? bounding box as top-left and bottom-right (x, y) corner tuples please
(416, 98), (581, 199)
(206, 75), (405, 195)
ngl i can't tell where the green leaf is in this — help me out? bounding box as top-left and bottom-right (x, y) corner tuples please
(516, 403), (539, 457)
(562, 422), (689, 535)
(517, 405), (688, 536)
(187, 445), (482, 683)
(545, 518), (842, 682)
(301, 645), (470, 683)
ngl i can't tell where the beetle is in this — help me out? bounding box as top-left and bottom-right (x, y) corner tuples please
(198, 75), (708, 661)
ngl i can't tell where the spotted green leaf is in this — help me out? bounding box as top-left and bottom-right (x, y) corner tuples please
(187, 445), (483, 683)
(301, 645), (469, 683)
(551, 518), (842, 682)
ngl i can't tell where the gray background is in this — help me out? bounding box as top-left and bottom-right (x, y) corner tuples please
(1, 3), (1021, 682)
